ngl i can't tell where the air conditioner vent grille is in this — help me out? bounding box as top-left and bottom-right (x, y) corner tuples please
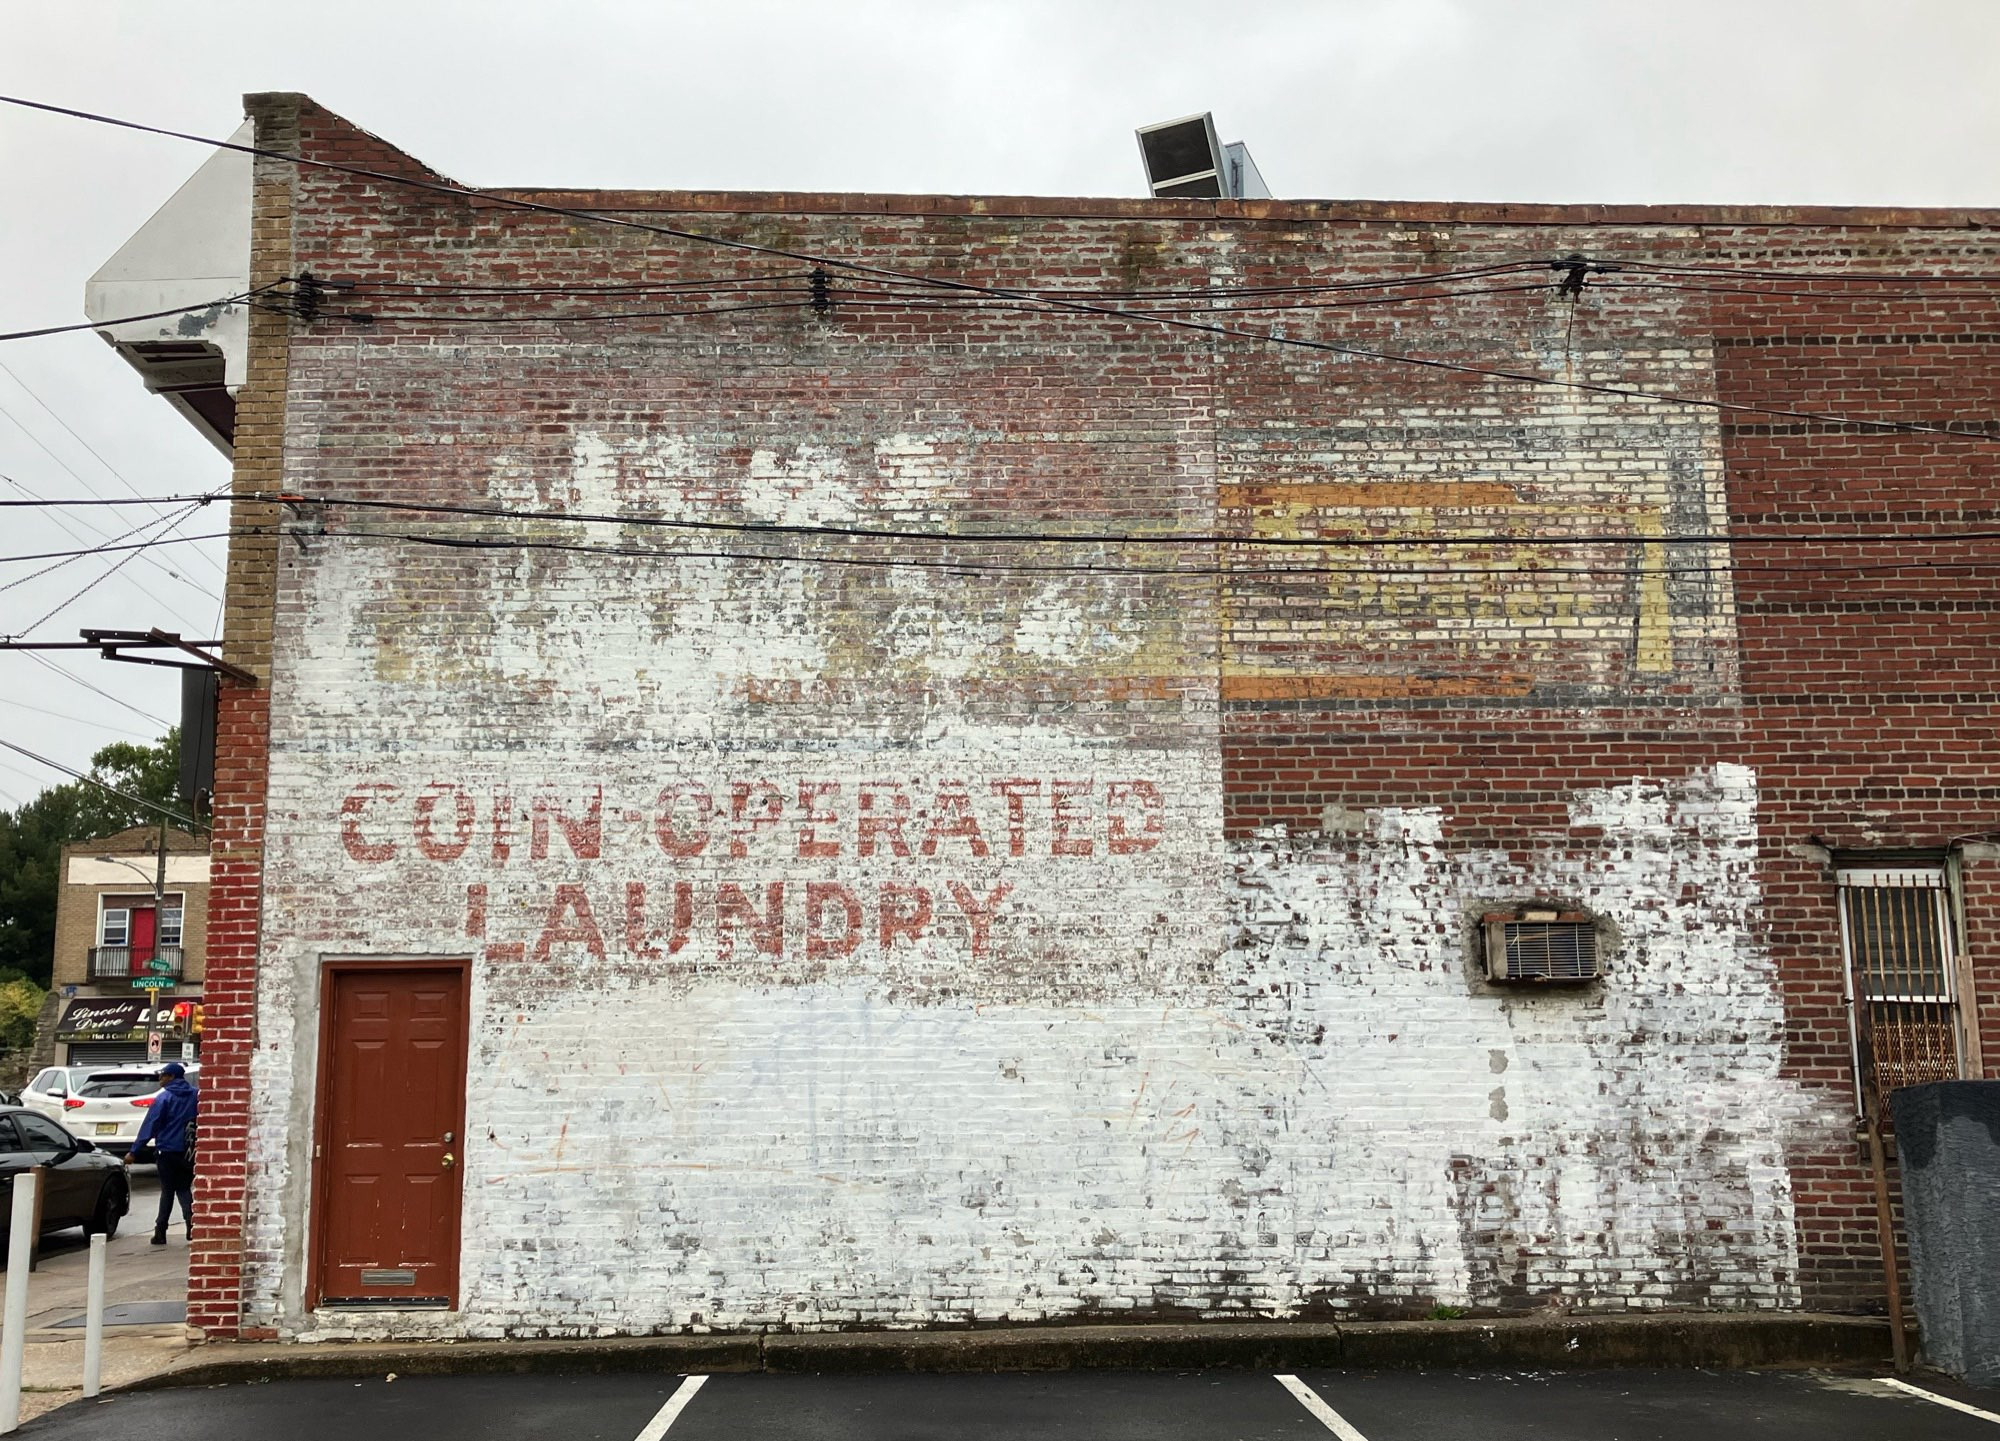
(1487, 920), (1600, 982)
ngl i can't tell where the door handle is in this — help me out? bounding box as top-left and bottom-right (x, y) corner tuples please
(441, 1153), (455, 1168)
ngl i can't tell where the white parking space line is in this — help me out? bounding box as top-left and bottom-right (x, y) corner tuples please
(1878, 1378), (2000, 1426)
(1275, 1374), (1371, 1441)
(633, 1374), (709, 1440)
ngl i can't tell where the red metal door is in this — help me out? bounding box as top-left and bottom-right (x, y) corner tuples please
(128, 908), (156, 971)
(310, 964), (469, 1307)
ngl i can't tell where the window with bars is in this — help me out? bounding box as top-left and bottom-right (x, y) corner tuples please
(1838, 865), (1971, 1110)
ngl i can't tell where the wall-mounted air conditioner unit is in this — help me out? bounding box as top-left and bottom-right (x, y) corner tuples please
(1482, 910), (1601, 983)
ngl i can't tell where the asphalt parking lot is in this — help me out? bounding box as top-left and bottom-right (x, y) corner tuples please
(23, 1366), (2000, 1440)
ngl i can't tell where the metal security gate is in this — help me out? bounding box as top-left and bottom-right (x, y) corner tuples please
(67, 1041), (196, 1067)
(68, 1043), (149, 1067)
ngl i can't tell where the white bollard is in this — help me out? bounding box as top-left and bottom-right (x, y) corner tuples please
(0, 1170), (38, 1434)
(82, 1234), (106, 1399)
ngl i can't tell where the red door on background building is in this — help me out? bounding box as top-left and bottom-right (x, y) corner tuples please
(309, 962), (469, 1308)
(127, 907), (156, 974)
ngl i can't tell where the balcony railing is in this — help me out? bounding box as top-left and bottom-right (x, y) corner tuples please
(88, 945), (184, 980)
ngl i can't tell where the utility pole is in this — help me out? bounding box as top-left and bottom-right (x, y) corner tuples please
(144, 817), (167, 1064)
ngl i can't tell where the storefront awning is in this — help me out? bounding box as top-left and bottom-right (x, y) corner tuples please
(55, 997), (176, 1043)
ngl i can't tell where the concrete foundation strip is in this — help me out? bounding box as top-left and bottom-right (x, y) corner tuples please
(124, 1314), (1898, 1390)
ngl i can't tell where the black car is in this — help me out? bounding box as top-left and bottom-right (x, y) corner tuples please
(0, 1105), (130, 1249)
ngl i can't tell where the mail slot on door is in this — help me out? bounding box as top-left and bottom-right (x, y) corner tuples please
(359, 1269), (416, 1286)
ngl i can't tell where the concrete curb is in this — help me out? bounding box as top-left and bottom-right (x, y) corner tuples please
(128, 1314), (1895, 1390)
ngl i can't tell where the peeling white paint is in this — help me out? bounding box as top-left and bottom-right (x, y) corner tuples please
(744, 444), (863, 527)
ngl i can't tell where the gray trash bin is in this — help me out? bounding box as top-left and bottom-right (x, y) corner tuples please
(1889, 1081), (2000, 1386)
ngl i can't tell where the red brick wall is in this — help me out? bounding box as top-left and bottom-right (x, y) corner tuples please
(1714, 289), (2000, 1309)
(188, 683), (270, 1334)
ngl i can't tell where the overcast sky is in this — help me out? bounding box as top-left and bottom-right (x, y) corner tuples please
(2, 0), (1998, 801)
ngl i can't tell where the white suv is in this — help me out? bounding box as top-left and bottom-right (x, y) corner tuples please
(61, 1070), (170, 1157)
(20, 1067), (110, 1124)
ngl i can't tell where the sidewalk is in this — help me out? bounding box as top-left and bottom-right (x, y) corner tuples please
(1, 1173), (198, 1426)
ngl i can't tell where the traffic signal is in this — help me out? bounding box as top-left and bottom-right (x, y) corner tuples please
(172, 1000), (204, 1034)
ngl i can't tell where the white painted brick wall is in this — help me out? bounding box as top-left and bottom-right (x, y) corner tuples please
(244, 417), (1844, 1338)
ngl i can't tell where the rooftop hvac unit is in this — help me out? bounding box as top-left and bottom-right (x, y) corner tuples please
(1135, 113), (1271, 199)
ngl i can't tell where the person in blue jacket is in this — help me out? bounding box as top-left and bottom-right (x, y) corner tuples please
(125, 1062), (198, 1244)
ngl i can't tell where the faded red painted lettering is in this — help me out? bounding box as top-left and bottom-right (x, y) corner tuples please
(339, 784), (398, 863)
(920, 785), (990, 858)
(415, 783), (475, 861)
(1050, 779), (1094, 856)
(653, 783), (712, 858)
(797, 781), (841, 857)
(1106, 780), (1163, 854)
(806, 881), (863, 958)
(947, 880), (1012, 958)
(490, 788), (514, 864)
(532, 787), (603, 860)
(990, 779), (1041, 857)
(717, 881), (784, 958)
(729, 780), (784, 858)
(667, 881), (693, 954)
(624, 881), (661, 960)
(533, 883), (606, 963)
(857, 782), (913, 858)
(465, 883), (487, 938)
(879, 883), (932, 949)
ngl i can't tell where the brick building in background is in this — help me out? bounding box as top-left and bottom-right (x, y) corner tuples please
(91, 94), (1996, 1341)
(48, 825), (207, 1067)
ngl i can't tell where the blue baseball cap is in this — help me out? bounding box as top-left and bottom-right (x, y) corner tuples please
(157, 1062), (186, 1079)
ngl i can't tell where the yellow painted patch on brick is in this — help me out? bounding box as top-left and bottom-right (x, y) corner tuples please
(1219, 481), (1522, 512)
(1220, 673), (1533, 701)
(1632, 510), (1673, 674)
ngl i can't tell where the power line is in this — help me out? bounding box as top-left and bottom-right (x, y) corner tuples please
(337, 259), (1551, 302)
(0, 468), (215, 629)
(0, 696), (156, 739)
(0, 492), (226, 508)
(1614, 259), (2000, 285)
(32, 491), (2000, 556)
(4, 496), (1996, 587)
(324, 279), (1566, 327)
(0, 530), (246, 567)
(2, 515), (1990, 587)
(0, 737), (194, 828)
(7, 96), (1993, 446)
(1597, 277), (2000, 304)
(0, 285), (277, 344)
(13, 501), (210, 638)
(312, 298), (821, 327)
(343, 525), (1999, 584)
(0, 357), (228, 580)
(291, 490), (2000, 551)
(0, 500), (227, 594)
(13, 650), (170, 728)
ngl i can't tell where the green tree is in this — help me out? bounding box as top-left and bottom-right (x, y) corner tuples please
(0, 978), (44, 1057)
(0, 730), (182, 987)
